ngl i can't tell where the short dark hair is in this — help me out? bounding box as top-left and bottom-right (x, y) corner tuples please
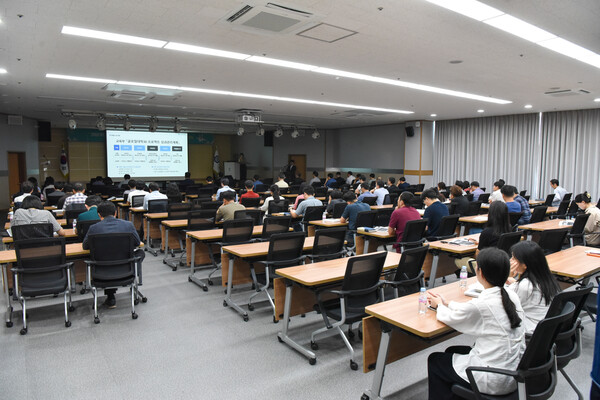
(221, 178), (229, 186)
(185, 172), (191, 178)
(97, 201), (117, 218)
(64, 183), (74, 193)
(149, 182), (160, 192)
(421, 188), (439, 200)
(388, 177), (396, 185)
(399, 191), (414, 205)
(327, 173), (333, 178)
(128, 180), (137, 189)
(21, 181), (34, 193)
(136, 181), (145, 190)
(500, 185), (515, 197)
(493, 181), (504, 189)
(330, 190), (342, 199)
(399, 177), (406, 182)
(206, 176), (214, 182)
(278, 173), (286, 180)
(124, 174), (131, 179)
(22, 195), (43, 209)
(253, 174), (260, 180)
(471, 181), (480, 187)
(54, 181), (65, 190)
(361, 183), (371, 191)
(343, 191), (356, 202)
(312, 171), (318, 177)
(550, 179), (559, 186)
(358, 175), (366, 181)
(370, 173), (375, 178)
(347, 171), (353, 175)
(85, 195), (102, 207)
(244, 180), (254, 189)
(303, 186), (315, 196)
(221, 190), (235, 201)
(73, 182), (85, 192)
(376, 180), (385, 188)
(450, 185), (463, 198)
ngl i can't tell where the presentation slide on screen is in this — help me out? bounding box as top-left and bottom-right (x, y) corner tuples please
(106, 130), (189, 178)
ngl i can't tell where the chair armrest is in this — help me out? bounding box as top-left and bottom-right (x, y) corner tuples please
(383, 271), (424, 288)
(464, 365), (519, 398)
(12, 262), (74, 274)
(330, 281), (383, 297)
(84, 257), (138, 266)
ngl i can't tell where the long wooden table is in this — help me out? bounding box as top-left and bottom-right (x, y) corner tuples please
(355, 228), (395, 255)
(547, 245), (600, 284)
(142, 212), (168, 255)
(517, 218), (572, 241)
(275, 251), (402, 364)
(3, 229), (78, 246)
(5, 219), (67, 230)
(426, 234), (479, 288)
(307, 218), (347, 237)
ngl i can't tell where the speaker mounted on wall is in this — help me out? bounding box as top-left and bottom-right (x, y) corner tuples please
(38, 121), (52, 142)
(405, 126), (415, 137)
(264, 130), (274, 147)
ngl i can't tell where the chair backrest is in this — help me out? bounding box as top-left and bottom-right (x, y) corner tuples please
(435, 214), (460, 238)
(416, 184), (425, 192)
(466, 193), (474, 202)
(131, 195), (145, 207)
(519, 190), (527, 197)
(14, 237), (68, 294)
(342, 252), (387, 308)
(401, 219), (428, 242)
(315, 187), (327, 197)
(261, 216), (291, 240)
(538, 229), (569, 254)
(466, 201), (482, 216)
(11, 223), (54, 241)
(268, 198), (289, 214)
(361, 196), (377, 205)
(76, 219), (100, 241)
(201, 201), (222, 210)
(312, 227), (347, 259)
(355, 210), (378, 229)
(332, 202), (347, 219)
(570, 213), (590, 236)
(562, 193), (572, 203)
(290, 185), (301, 194)
(566, 201), (579, 217)
(509, 211), (523, 227)
(254, 184), (269, 193)
(530, 206), (548, 223)
(187, 210), (216, 231)
(148, 199), (168, 213)
(167, 202), (192, 220)
(167, 194), (183, 204)
(477, 193), (490, 203)
(240, 197), (261, 208)
(234, 209), (262, 226)
(389, 192), (399, 206)
(382, 194), (392, 205)
(496, 231), (523, 255)
(186, 185), (200, 195)
(222, 218), (255, 245)
(302, 205), (327, 223)
(266, 232), (306, 264)
(555, 200), (569, 217)
(65, 207), (86, 224)
(392, 245), (429, 294)
(375, 208), (394, 227)
(543, 194), (555, 206)
(87, 233), (138, 281)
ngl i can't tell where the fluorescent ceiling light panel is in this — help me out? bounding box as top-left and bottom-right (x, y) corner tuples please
(483, 14), (556, 43)
(0, 68), (7, 74)
(537, 38), (600, 68)
(46, 73), (116, 84)
(164, 42), (249, 60)
(312, 67), (372, 80)
(246, 56), (316, 71)
(62, 26), (166, 48)
(425, 0), (503, 21)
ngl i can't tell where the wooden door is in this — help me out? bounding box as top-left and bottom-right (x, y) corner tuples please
(288, 154), (306, 181)
(8, 152), (26, 201)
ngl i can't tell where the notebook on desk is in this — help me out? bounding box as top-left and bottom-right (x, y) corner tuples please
(465, 282), (484, 298)
(447, 238), (475, 246)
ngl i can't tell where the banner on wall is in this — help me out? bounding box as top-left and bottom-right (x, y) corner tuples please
(213, 147), (220, 175)
(188, 132), (215, 145)
(60, 147), (69, 177)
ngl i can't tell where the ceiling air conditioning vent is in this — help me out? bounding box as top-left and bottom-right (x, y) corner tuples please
(110, 91), (148, 101)
(222, 2), (323, 34)
(7, 115), (23, 125)
(543, 89), (589, 97)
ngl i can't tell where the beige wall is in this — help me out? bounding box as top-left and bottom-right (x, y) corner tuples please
(68, 140), (106, 183)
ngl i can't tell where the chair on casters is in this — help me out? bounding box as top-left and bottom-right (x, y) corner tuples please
(380, 245), (428, 301)
(550, 201), (570, 219)
(259, 216), (291, 241)
(567, 213), (590, 247)
(345, 210), (378, 256)
(248, 232), (306, 321)
(301, 205), (327, 232)
(307, 227), (347, 263)
(496, 231), (523, 256)
(538, 229), (569, 255)
(11, 237), (73, 334)
(311, 251), (387, 370)
(529, 206), (548, 224)
(85, 233), (145, 324)
(451, 302), (576, 400)
(394, 219), (428, 252)
(426, 215), (459, 242)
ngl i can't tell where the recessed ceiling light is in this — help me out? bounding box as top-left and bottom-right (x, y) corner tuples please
(430, 114), (437, 117)
(62, 26), (166, 48)
(477, 109), (485, 113)
(594, 98), (600, 102)
(164, 42), (249, 60)
(0, 68), (7, 74)
(524, 104), (533, 109)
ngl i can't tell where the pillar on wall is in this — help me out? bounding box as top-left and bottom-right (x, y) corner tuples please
(403, 121), (434, 188)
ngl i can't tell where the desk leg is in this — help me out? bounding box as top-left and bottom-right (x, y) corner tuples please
(363, 323), (393, 400)
(459, 224), (465, 236)
(162, 228), (176, 270)
(146, 219), (159, 256)
(277, 281), (316, 364)
(428, 254), (439, 289)
(526, 232), (532, 241)
(2, 263), (13, 327)
(223, 256), (248, 321)
(188, 239), (208, 291)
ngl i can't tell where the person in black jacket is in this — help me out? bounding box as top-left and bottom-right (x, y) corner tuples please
(449, 185), (469, 216)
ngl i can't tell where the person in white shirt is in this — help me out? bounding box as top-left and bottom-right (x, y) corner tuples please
(372, 179), (389, 206)
(308, 171), (321, 186)
(216, 178), (237, 201)
(274, 173), (289, 189)
(427, 248), (525, 398)
(143, 182), (168, 210)
(507, 241), (561, 335)
(488, 180), (505, 203)
(127, 181), (149, 205)
(14, 181), (34, 204)
(549, 179), (568, 207)
(346, 171), (356, 186)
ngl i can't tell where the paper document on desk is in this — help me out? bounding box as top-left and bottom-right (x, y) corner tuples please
(473, 216), (487, 221)
(7, 228), (12, 237)
(447, 239), (475, 246)
(586, 250), (600, 256)
(326, 218), (341, 223)
(465, 282), (484, 298)
(559, 220), (574, 226)
(107, 196), (116, 201)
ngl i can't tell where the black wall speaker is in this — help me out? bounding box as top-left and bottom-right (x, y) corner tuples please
(405, 126), (415, 137)
(38, 121), (52, 142)
(264, 130), (274, 147)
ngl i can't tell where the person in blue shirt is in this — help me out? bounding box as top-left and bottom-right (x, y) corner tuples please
(470, 181), (484, 201)
(252, 175), (263, 190)
(357, 184), (377, 202)
(325, 173), (337, 188)
(291, 186), (323, 218)
(422, 188), (449, 236)
(398, 177), (410, 190)
(501, 185), (523, 213)
(340, 191), (371, 245)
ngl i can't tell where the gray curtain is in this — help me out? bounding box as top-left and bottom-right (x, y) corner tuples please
(538, 109), (600, 202)
(433, 114), (540, 196)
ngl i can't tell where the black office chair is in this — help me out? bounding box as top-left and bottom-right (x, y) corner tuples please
(206, 219), (255, 286)
(519, 190), (527, 197)
(254, 184), (269, 193)
(477, 193), (490, 203)
(11, 223), (54, 241)
(147, 199), (168, 213)
(550, 201), (570, 219)
(75, 219), (100, 242)
(259, 216), (292, 241)
(167, 194), (183, 204)
(496, 231), (523, 256)
(466, 193), (474, 202)
(248, 232), (306, 321)
(567, 213), (590, 247)
(234, 209), (262, 226)
(361, 196), (377, 206)
(566, 201), (580, 218)
(451, 302), (575, 400)
(311, 251), (387, 370)
(509, 212), (523, 230)
(131, 195), (145, 208)
(416, 184), (425, 192)
(65, 207), (86, 225)
(562, 193), (572, 203)
(307, 227), (347, 263)
(466, 201), (482, 216)
(332, 202), (347, 219)
(544, 284), (593, 399)
(46, 194), (61, 207)
(543, 193), (555, 207)
(315, 187), (327, 197)
(346, 210), (378, 256)
(268, 199), (289, 214)
(389, 193), (399, 206)
(201, 201), (222, 210)
(380, 245), (428, 300)
(382, 194), (392, 205)
(241, 197), (261, 208)
(529, 206), (548, 224)
(85, 233), (145, 323)
(185, 185), (200, 195)
(301, 205), (327, 232)
(290, 185), (301, 194)
(538, 229), (569, 255)
(375, 208), (394, 227)
(161, 204), (196, 268)
(426, 214), (459, 242)
(395, 219), (428, 252)
(12, 237), (73, 334)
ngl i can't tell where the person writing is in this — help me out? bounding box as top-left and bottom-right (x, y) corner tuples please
(388, 192), (421, 253)
(427, 248), (525, 399)
(10, 195), (65, 236)
(215, 191), (245, 222)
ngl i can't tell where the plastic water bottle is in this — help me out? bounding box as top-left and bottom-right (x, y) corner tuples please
(459, 266), (468, 291)
(322, 211), (327, 221)
(72, 218), (77, 232)
(8, 211), (13, 221)
(418, 287), (427, 314)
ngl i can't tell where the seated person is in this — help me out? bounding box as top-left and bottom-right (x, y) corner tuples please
(325, 173), (336, 188)
(449, 185), (469, 216)
(123, 180), (136, 198)
(216, 178), (236, 202)
(421, 188), (449, 237)
(181, 172), (194, 188)
(574, 192), (600, 246)
(427, 248), (525, 398)
(119, 174), (131, 188)
(204, 176), (217, 192)
(397, 177), (410, 190)
(292, 172), (304, 186)
(550, 179), (568, 207)
(488, 180), (505, 203)
(83, 201), (140, 309)
(501, 185), (522, 213)
(252, 175), (263, 190)
(326, 190), (345, 214)
(240, 180), (260, 199)
(507, 241), (561, 335)
(14, 181), (34, 204)
(470, 181), (484, 201)
(368, 173), (376, 189)
(215, 191), (245, 222)
(47, 181), (66, 204)
(63, 182), (87, 210)
(260, 185), (286, 215)
(77, 195), (102, 221)
(166, 182), (182, 203)
(57, 183), (74, 209)
(274, 173), (289, 189)
(357, 184), (377, 202)
(10, 195), (65, 236)
(373, 180), (389, 206)
(388, 192), (421, 252)
(309, 171), (321, 186)
(291, 186), (322, 218)
(127, 181), (149, 204)
(340, 191), (371, 245)
(353, 175), (367, 193)
(387, 177), (400, 194)
(143, 182), (168, 210)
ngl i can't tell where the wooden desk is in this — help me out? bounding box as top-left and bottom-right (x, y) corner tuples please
(161, 219), (190, 268)
(220, 237), (315, 321)
(307, 219), (347, 237)
(129, 207), (146, 230)
(44, 206), (57, 211)
(458, 215), (487, 235)
(142, 212), (168, 254)
(426, 234), (479, 288)
(518, 219), (571, 240)
(370, 205), (394, 210)
(4, 219), (67, 230)
(355, 228), (395, 255)
(547, 245), (600, 284)
(529, 200), (545, 206)
(117, 202), (131, 220)
(362, 278), (476, 397)
(275, 251), (401, 364)
(3, 229), (78, 245)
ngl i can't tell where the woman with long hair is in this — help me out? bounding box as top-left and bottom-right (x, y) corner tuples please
(166, 182), (182, 203)
(260, 184), (287, 215)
